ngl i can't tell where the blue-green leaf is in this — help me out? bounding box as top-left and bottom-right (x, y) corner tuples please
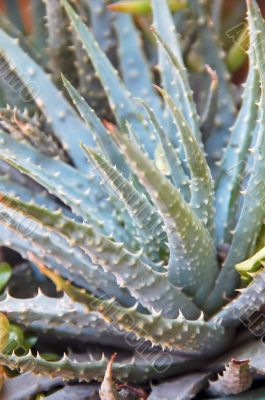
(0, 192), (199, 319)
(82, 145), (166, 247)
(187, 0), (236, 169)
(151, 26), (201, 141)
(0, 130), (133, 245)
(215, 67), (260, 245)
(158, 87), (215, 234)
(62, 76), (129, 176)
(111, 126), (218, 308)
(115, 13), (162, 118)
(0, 28), (94, 171)
(138, 98), (190, 199)
(62, 0), (156, 156)
(205, 0), (265, 313)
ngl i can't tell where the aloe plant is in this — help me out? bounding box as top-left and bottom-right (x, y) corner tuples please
(0, 0), (265, 398)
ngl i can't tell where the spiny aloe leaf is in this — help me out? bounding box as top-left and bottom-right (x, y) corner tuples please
(110, 126), (218, 308)
(0, 107), (70, 162)
(115, 14), (162, 120)
(157, 86), (215, 233)
(83, 139), (154, 259)
(74, 56), (113, 123)
(205, 0), (265, 314)
(0, 316), (208, 382)
(207, 359), (252, 397)
(0, 28), (94, 171)
(151, 27), (201, 141)
(149, 14), (195, 176)
(212, 269), (265, 329)
(0, 199), (130, 305)
(151, 0), (182, 100)
(62, 0), (156, 157)
(0, 192), (200, 319)
(88, 0), (115, 53)
(62, 76), (129, 176)
(0, 291), (93, 328)
(138, 99), (190, 199)
(187, 0), (236, 168)
(0, 224), (108, 302)
(4, 315), (131, 352)
(82, 145), (167, 251)
(0, 263), (12, 293)
(36, 262), (229, 355)
(0, 192), (128, 303)
(0, 349), (199, 384)
(74, 0), (115, 121)
(71, 28), (103, 113)
(215, 66), (260, 245)
(0, 130), (133, 245)
(0, 292), (131, 348)
(108, 0), (187, 14)
(0, 173), (63, 213)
